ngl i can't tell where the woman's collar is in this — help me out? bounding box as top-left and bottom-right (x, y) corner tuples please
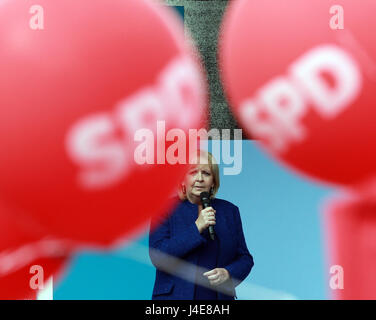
(183, 199), (198, 209)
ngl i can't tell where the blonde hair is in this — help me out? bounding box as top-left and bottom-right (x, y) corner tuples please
(178, 150), (220, 201)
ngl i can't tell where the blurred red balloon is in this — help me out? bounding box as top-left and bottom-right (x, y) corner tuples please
(0, 255), (68, 300)
(0, 203), (72, 299)
(0, 0), (206, 245)
(324, 182), (376, 299)
(220, 0), (376, 187)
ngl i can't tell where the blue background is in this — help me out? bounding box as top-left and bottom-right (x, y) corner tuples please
(54, 140), (335, 300)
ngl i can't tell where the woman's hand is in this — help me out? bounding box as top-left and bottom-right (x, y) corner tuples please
(195, 207), (216, 233)
(203, 268), (230, 286)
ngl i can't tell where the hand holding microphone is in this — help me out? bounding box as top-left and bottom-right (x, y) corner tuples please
(195, 192), (216, 240)
(195, 206), (216, 234)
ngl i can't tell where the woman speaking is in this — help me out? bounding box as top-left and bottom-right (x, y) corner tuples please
(149, 150), (254, 300)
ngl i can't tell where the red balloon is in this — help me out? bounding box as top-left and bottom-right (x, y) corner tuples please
(220, 0), (376, 187)
(324, 182), (376, 299)
(0, 204), (72, 299)
(0, 255), (68, 300)
(0, 0), (206, 245)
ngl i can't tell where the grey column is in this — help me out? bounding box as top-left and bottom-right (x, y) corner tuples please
(164, 0), (241, 139)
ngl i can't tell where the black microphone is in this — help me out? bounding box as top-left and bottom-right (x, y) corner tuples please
(200, 192), (215, 240)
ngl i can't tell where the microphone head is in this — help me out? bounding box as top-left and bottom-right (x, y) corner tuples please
(200, 191), (210, 201)
(200, 192), (211, 208)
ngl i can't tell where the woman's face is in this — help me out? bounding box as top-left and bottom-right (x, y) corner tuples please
(184, 157), (214, 201)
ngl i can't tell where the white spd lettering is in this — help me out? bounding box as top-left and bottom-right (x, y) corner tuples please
(240, 45), (362, 152)
(66, 114), (128, 189)
(66, 56), (201, 189)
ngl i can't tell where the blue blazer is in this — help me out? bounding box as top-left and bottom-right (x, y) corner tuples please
(149, 197), (254, 300)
